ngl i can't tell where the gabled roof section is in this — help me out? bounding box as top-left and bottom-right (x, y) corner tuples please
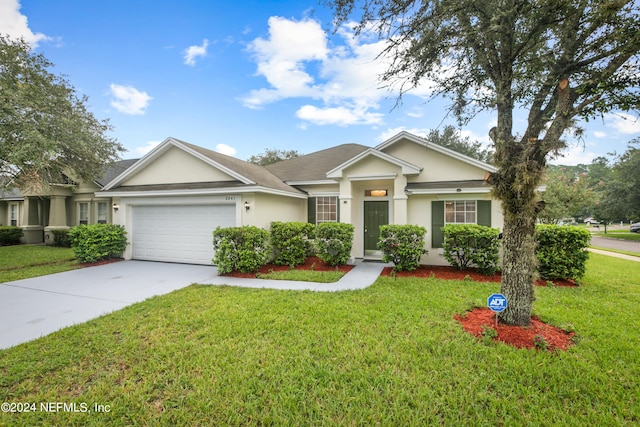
(265, 144), (369, 183)
(376, 131), (498, 173)
(326, 148), (422, 179)
(101, 137), (303, 196)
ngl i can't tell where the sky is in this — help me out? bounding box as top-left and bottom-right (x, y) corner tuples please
(2, 0), (640, 166)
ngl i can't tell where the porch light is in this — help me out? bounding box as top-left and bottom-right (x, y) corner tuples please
(369, 190), (387, 197)
(112, 203), (119, 212)
(244, 201), (251, 212)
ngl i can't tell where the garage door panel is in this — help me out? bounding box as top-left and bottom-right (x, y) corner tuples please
(132, 204), (235, 265)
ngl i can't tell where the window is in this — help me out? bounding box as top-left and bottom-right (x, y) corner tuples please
(9, 204), (18, 226)
(79, 203), (89, 225)
(445, 200), (476, 224)
(97, 202), (108, 224)
(316, 196), (338, 223)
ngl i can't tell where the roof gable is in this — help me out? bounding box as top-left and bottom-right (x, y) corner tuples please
(376, 131), (497, 173)
(101, 138), (303, 196)
(326, 148), (422, 179)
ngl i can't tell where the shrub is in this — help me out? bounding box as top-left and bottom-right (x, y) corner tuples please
(0, 226), (23, 246)
(212, 226), (270, 274)
(442, 224), (501, 275)
(270, 222), (315, 267)
(535, 224), (590, 280)
(68, 224), (128, 263)
(378, 225), (427, 272)
(315, 222), (355, 266)
(49, 229), (72, 247)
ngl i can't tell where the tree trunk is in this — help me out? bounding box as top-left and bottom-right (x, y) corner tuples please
(498, 209), (537, 326)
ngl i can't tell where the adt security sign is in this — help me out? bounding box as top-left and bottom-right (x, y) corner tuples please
(487, 293), (507, 313)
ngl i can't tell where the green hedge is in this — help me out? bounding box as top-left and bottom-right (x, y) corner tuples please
(270, 221), (316, 267)
(535, 224), (591, 280)
(0, 226), (23, 246)
(378, 225), (427, 272)
(442, 224), (501, 275)
(315, 222), (354, 266)
(68, 224), (128, 263)
(212, 226), (270, 274)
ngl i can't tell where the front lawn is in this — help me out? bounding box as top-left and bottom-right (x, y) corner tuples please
(0, 245), (76, 283)
(0, 253), (638, 425)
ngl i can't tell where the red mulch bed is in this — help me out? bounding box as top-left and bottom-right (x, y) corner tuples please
(223, 256), (354, 278)
(380, 264), (577, 287)
(455, 307), (574, 352)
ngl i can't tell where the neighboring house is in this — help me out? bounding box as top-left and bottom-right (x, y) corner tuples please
(0, 159), (138, 244)
(2, 131), (502, 266)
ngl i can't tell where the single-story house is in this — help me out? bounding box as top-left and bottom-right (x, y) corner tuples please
(1, 131), (502, 265)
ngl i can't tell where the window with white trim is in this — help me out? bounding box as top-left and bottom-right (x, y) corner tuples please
(79, 202), (89, 225)
(9, 204), (18, 226)
(445, 200), (476, 224)
(97, 202), (108, 224)
(316, 196), (338, 223)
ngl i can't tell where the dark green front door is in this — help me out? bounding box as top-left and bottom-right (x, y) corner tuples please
(364, 201), (389, 254)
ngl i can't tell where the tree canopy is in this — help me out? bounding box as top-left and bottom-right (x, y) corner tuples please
(0, 36), (124, 191)
(426, 125), (493, 163)
(247, 148), (302, 166)
(328, 0), (640, 325)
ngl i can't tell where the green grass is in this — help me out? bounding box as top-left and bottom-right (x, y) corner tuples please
(0, 245), (77, 283)
(256, 268), (345, 282)
(0, 253), (638, 426)
(596, 230), (640, 242)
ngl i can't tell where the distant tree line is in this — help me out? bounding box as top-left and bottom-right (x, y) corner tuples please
(540, 138), (640, 224)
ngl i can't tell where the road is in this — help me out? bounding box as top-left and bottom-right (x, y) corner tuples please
(590, 235), (640, 253)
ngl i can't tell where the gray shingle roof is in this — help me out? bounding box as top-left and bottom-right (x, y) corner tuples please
(96, 159), (140, 187)
(265, 143), (370, 182)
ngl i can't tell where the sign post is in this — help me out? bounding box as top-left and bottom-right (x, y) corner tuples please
(487, 293), (507, 326)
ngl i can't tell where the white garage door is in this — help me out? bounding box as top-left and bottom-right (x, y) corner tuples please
(131, 204), (236, 265)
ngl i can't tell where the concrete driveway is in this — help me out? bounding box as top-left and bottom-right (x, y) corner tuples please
(0, 261), (217, 350)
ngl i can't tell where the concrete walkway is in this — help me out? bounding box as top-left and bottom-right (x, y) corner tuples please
(0, 260), (388, 349)
(588, 248), (640, 262)
(204, 260), (390, 292)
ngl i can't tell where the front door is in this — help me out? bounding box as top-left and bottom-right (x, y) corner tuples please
(364, 200), (389, 256)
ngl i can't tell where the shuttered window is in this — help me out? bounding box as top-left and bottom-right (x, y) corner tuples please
(432, 200), (491, 248)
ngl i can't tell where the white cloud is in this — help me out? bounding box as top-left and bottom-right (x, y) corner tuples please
(549, 144), (598, 166)
(184, 39), (209, 66)
(296, 105), (383, 126)
(0, 0), (50, 46)
(215, 143), (237, 156)
(593, 131), (607, 138)
(134, 140), (161, 156)
(605, 112), (640, 134)
(109, 84), (152, 115)
(242, 17), (394, 126)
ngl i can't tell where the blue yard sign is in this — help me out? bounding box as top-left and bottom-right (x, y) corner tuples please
(487, 293), (507, 313)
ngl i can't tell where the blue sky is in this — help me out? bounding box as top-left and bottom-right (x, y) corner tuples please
(3, 0), (640, 165)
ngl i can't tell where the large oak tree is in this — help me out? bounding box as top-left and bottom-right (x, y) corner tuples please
(0, 36), (124, 191)
(327, 0), (640, 325)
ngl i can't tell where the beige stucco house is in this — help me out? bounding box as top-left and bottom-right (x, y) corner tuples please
(2, 131), (502, 265)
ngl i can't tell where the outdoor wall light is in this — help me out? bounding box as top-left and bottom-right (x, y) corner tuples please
(113, 203), (119, 212)
(244, 201), (251, 212)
